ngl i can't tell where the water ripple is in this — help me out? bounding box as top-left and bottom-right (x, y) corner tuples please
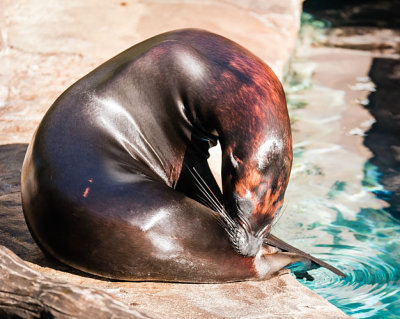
(298, 244), (400, 318)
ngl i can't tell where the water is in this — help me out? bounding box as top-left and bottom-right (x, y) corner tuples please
(299, 207), (400, 318)
(275, 13), (400, 318)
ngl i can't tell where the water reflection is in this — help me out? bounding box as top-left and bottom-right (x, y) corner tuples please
(276, 13), (400, 318)
(363, 57), (400, 220)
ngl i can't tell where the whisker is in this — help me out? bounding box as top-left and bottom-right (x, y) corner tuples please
(191, 167), (225, 211)
(197, 185), (224, 213)
(187, 176), (229, 228)
(185, 166), (223, 210)
(237, 212), (252, 234)
(186, 167), (224, 213)
(196, 196), (214, 210)
(255, 223), (270, 238)
(184, 164), (236, 230)
(189, 177), (234, 231)
(192, 167), (225, 215)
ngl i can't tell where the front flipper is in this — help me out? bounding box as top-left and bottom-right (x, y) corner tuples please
(264, 234), (346, 278)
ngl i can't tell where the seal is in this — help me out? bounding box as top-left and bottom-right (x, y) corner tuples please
(21, 29), (344, 282)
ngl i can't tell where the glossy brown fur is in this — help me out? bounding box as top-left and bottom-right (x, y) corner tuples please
(204, 36), (292, 238)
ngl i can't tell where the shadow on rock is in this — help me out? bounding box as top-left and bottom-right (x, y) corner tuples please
(0, 143), (39, 259)
(0, 143), (106, 279)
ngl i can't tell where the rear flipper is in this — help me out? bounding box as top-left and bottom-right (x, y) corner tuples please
(264, 234), (346, 279)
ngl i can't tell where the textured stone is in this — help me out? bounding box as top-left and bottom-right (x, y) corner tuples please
(325, 27), (400, 53)
(0, 0), (302, 144)
(0, 245), (152, 319)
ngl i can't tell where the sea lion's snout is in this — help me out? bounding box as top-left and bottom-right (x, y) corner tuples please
(222, 152), (284, 257)
(225, 191), (277, 257)
(230, 224), (264, 257)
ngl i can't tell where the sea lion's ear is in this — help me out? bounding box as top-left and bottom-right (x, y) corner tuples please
(229, 152), (239, 169)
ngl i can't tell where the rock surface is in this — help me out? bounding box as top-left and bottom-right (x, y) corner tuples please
(0, 1), (350, 318)
(304, 0), (400, 55)
(0, 245), (152, 319)
(0, 0), (301, 144)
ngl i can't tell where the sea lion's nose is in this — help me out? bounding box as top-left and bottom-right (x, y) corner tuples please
(244, 234), (263, 257)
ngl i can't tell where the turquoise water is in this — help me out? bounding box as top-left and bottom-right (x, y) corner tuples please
(281, 14), (400, 318)
(297, 200), (400, 318)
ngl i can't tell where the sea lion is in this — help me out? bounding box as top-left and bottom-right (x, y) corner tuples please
(21, 29), (344, 282)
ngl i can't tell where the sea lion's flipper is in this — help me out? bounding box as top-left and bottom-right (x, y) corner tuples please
(264, 234), (346, 277)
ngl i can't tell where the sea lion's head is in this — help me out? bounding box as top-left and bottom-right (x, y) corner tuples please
(222, 133), (292, 257)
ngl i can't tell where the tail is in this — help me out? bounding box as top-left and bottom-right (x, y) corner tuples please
(264, 234), (346, 278)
